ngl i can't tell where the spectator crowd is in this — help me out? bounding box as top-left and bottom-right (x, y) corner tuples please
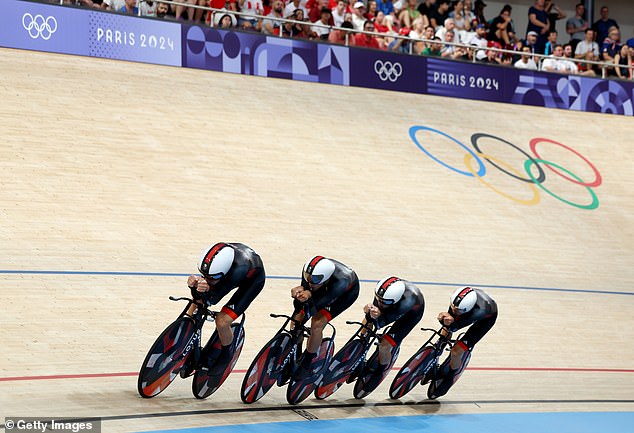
(57, 0), (634, 79)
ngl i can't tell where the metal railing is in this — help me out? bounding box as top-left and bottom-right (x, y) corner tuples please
(58, 0), (634, 80)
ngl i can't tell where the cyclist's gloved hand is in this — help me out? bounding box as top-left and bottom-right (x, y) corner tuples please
(438, 312), (454, 327)
(302, 299), (315, 321)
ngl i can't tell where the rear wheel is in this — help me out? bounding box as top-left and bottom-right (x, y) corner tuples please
(137, 317), (197, 398)
(353, 345), (400, 399)
(286, 337), (335, 405)
(192, 323), (246, 399)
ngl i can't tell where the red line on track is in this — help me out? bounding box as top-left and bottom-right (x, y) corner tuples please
(1, 367), (632, 382)
(468, 367), (634, 373)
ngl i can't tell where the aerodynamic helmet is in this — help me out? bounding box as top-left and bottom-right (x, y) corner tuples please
(374, 276), (405, 306)
(198, 243), (235, 280)
(450, 286), (477, 314)
(303, 256), (335, 287)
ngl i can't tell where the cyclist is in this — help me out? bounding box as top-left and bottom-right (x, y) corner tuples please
(361, 276), (425, 388)
(290, 256), (360, 380)
(186, 242), (266, 375)
(433, 286), (498, 397)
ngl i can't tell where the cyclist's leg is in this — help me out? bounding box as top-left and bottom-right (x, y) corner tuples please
(361, 308), (423, 391)
(308, 281), (359, 352)
(208, 266), (265, 372)
(217, 266), (266, 344)
(297, 285), (359, 376)
(378, 306), (424, 367)
(448, 313), (497, 371)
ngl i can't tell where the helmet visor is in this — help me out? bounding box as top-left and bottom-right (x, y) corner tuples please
(206, 272), (224, 280)
(375, 295), (395, 306)
(304, 271), (325, 286)
(451, 304), (466, 314)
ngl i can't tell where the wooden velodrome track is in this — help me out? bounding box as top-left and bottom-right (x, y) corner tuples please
(0, 46), (633, 432)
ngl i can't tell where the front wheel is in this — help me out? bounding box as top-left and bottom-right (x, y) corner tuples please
(315, 338), (365, 400)
(137, 317), (198, 398)
(240, 332), (294, 404)
(389, 346), (435, 399)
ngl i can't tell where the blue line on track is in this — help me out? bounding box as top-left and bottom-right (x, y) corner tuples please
(138, 411), (634, 433)
(0, 270), (631, 296)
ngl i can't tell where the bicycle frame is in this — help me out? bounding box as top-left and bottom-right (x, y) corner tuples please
(388, 326), (457, 400)
(345, 319), (384, 372)
(420, 327), (453, 375)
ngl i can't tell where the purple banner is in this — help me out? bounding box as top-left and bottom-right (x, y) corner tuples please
(2, 1), (631, 115)
(349, 48), (426, 94)
(182, 25), (349, 85)
(0, 1), (90, 56)
(0, 0), (181, 66)
(427, 57), (634, 115)
(427, 58), (508, 102)
(88, 10), (181, 66)
(510, 72), (634, 115)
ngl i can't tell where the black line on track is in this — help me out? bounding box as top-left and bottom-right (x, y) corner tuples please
(2, 399), (633, 428)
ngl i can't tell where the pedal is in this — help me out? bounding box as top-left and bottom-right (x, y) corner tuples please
(179, 363), (196, 378)
(277, 365), (291, 386)
(420, 371), (431, 385)
(420, 364), (438, 385)
(346, 366), (360, 384)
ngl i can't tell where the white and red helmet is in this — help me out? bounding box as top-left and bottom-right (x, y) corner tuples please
(375, 276), (405, 306)
(450, 286), (477, 314)
(198, 243), (235, 280)
(303, 256), (335, 286)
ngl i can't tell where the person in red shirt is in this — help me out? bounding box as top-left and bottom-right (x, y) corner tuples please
(354, 19), (384, 49)
(204, 0), (228, 25)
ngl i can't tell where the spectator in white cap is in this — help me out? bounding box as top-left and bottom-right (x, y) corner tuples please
(352, 1), (367, 30)
(524, 30), (539, 54)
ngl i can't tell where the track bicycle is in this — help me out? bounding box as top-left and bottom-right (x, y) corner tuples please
(240, 309), (335, 405)
(389, 326), (470, 400)
(315, 319), (399, 400)
(137, 296), (245, 399)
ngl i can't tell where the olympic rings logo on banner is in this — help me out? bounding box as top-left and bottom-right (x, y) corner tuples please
(409, 125), (603, 210)
(22, 13), (58, 41)
(374, 60), (403, 82)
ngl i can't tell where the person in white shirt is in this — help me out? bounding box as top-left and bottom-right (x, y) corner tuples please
(436, 18), (459, 44)
(351, 1), (366, 31)
(574, 28), (599, 74)
(469, 23), (488, 61)
(238, 0), (264, 28)
(311, 7), (333, 39)
(541, 44), (578, 74)
(514, 46), (538, 70)
(284, 0), (308, 20)
(331, 0), (347, 27)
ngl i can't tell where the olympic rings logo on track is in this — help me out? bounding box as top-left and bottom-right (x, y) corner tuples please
(409, 125), (603, 210)
(374, 60), (403, 82)
(22, 13), (58, 40)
